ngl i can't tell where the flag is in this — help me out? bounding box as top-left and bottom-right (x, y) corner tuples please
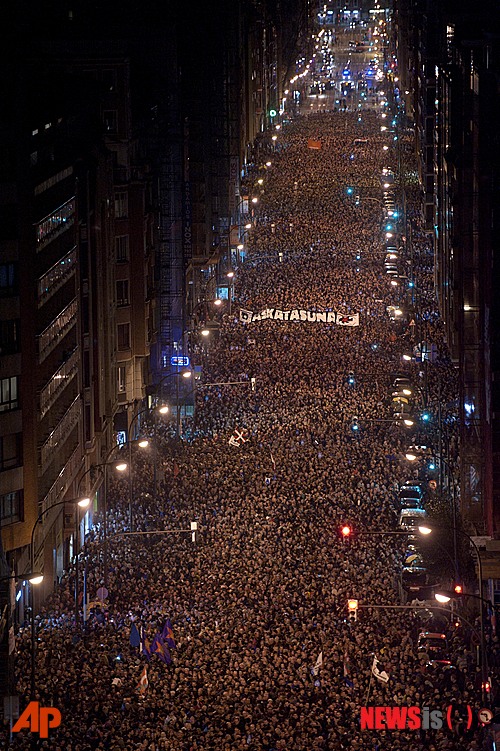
(129, 623), (141, 649)
(404, 553), (420, 565)
(228, 427), (249, 447)
(161, 619), (176, 649)
(151, 634), (172, 665)
(343, 650), (354, 687)
(136, 666), (148, 694)
(372, 656), (390, 683)
(343, 650), (350, 678)
(307, 138), (322, 150)
(141, 627), (151, 660)
(312, 652), (323, 676)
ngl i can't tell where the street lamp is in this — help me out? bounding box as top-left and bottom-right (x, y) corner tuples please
(0, 572), (44, 586)
(127, 403), (173, 517)
(77, 449), (128, 592)
(153, 370), (192, 439)
(419, 523), (487, 703)
(29, 495), (90, 698)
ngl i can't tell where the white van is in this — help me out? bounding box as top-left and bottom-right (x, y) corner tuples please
(398, 508), (427, 533)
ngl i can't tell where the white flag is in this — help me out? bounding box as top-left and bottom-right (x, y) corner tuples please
(312, 652), (323, 676)
(372, 656), (389, 683)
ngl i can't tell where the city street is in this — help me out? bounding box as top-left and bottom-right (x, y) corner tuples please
(4, 24), (494, 751)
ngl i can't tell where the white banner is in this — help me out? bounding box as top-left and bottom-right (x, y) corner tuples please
(239, 308), (359, 326)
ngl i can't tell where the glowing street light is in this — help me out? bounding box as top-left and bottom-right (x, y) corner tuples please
(435, 593), (451, 604)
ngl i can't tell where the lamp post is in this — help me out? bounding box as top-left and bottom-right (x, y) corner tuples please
(76, 450), (128, 598)
(127, 404), (170, 519)
(419, 523), (488, 704)
(226, 271), (235, 316)
(405, 450), (458, 579)
(153, 369), (192, 439)
(29, 496), (90, 698)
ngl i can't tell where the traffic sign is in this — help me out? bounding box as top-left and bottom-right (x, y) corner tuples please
(478, 708), (493, 725)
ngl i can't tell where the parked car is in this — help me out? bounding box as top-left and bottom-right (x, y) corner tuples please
(399, 481), (424, 509)
(402, 566), (428, 594)
(393, 375), (412, 389)
(398, 508), (427, 532)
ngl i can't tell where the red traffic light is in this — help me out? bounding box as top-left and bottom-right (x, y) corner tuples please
(341, 525), (352, 538)
(482, 681), (491, 693)
(454, 584), (463, 595)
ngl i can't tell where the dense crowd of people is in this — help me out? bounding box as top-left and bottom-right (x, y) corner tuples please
(3, 55), (497, 751)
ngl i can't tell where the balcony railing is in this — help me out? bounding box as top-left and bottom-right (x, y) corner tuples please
(36, 198), (75, 252)
(38, 299), (77, 363)
(38, 247), (77, 307)
(39, 347), (79, 419)
(39, 446), (83, 518)
(40, 396), (81, 469)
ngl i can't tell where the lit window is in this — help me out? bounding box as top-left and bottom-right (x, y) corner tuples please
(0, 377), (19, 413)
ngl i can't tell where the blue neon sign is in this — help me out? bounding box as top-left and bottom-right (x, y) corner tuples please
(170, 356), (190, 367)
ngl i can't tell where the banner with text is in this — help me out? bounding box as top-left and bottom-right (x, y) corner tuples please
(239, 308), (359, 326)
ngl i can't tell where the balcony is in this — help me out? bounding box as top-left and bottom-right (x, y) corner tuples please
(39, 347), (79, 419)
(38, 247), (77, 307)
(38, 299), (77, 363)
(40, 396), (81, 470)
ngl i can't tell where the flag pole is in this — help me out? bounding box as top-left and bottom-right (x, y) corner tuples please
(364, 659), (375, 705)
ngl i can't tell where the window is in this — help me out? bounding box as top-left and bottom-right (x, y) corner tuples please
(0, 490), (23, 526)
(0, 433), (22, 471)
(118, 365), (126, 393)
(115, 235), (129, 261)
(0, 319), (20, 355)
(115, 193), (128, 219)
(117, 323), (130, 350)
(0, 377), (19, 412)
(116, 280), (130, 307)
(0, 263), (17, 296)
(102, 69), (116, 92)
(103, 110), (117, 133)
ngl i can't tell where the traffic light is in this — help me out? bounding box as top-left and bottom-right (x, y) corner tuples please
(482, 680), (491, 694)
(346, 187), (354, 196)
(350, 417), (360, 432)
(453, 583), (463, 595)
(347, 599), (358, 623)
(348, 372), (355, 386)
(421, 411), (430, 422)
(341, 525), (352, 540)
